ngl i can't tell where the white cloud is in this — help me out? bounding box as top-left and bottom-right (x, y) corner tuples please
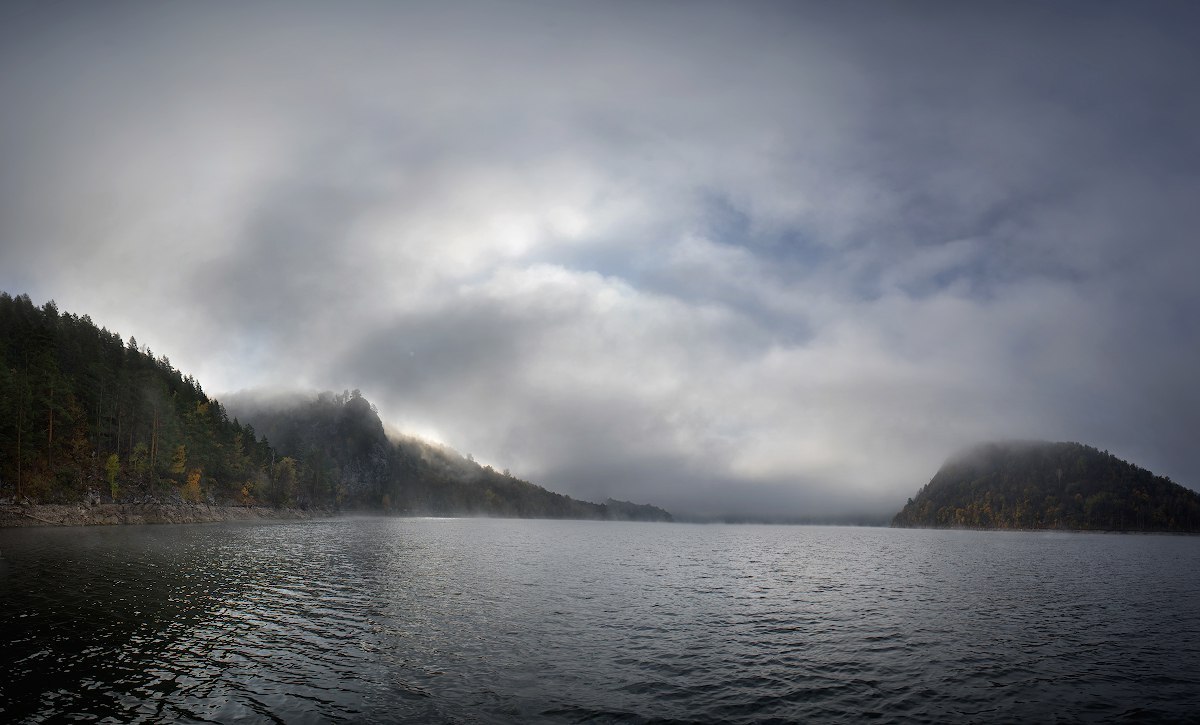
(2, 1), (1199, 516)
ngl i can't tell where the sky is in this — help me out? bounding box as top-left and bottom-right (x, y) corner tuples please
(2, 1), (1198, 520)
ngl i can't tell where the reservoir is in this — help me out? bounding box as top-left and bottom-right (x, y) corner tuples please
(2, 518), (1198, 722)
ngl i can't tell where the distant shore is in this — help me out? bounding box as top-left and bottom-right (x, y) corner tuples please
(0, 502), (321, 528)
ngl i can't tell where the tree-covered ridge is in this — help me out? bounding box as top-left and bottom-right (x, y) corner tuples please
(0, 292), (273, 504)
(892, 441), (1200, 532)
(0, 292), (672, 521)
(227, 391), (673, 521)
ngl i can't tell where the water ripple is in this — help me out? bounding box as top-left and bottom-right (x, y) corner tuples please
(2, 521), (1200, 722)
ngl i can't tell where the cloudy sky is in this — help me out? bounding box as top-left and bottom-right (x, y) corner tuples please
(2, 1), (1198, 519)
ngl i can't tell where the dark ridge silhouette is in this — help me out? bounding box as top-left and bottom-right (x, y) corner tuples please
(892, 441), (1200, 532)
(228, 390), (673, 521)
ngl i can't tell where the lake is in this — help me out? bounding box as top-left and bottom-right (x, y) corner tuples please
(2, 518), (1198, 722)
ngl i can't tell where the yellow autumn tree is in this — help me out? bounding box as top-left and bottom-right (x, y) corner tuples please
(183, 468), (203, 503)
(170, 445), (188, 476)
(272, 457), (298, 507)
(106, 454), (120, 500)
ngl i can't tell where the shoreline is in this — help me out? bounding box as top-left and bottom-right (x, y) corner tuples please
(0, 503), (321, 528)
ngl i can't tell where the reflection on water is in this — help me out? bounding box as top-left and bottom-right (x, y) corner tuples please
(2, 519), (1199, 722)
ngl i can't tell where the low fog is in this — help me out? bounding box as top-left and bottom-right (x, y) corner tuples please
(2, 1), (1198, 519)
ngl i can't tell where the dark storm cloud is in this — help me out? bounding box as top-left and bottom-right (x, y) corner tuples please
(1, 1), (1198, 517)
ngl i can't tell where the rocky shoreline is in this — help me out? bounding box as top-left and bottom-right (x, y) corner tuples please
(0, 503), (322, 528)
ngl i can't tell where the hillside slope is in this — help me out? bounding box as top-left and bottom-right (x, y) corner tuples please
(226, 390), (673, 521)
(892, 441), (1200, 532)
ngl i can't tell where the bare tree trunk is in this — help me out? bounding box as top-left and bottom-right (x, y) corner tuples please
(16, 403), (23, 499)
(150, 405), (159, 472)
(95, 384), (103, 455)
(47, 380), (54, 470)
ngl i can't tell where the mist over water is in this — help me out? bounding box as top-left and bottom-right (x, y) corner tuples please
(2, 519), (1198, 722)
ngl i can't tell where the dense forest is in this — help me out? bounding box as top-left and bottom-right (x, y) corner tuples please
(0, 292), (671, 521)
(892, 441), (1200, 532)
(0, 293), (274, 505)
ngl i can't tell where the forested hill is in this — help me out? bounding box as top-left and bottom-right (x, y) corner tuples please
(0, 292), (274, 505)
(0, 292), (672, 521)
(225, 390), (673, 521)
(891, 441), (1200, 532)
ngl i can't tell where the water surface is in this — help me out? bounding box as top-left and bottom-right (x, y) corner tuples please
(2, 519), (1198, 722)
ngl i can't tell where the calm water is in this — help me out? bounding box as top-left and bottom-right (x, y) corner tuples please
(1, 518), (1198, 723)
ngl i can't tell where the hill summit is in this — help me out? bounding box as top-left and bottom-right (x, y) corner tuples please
(892, 441), (1200, 532)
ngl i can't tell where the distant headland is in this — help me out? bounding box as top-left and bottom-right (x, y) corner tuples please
(892, 440), (1200, 532)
